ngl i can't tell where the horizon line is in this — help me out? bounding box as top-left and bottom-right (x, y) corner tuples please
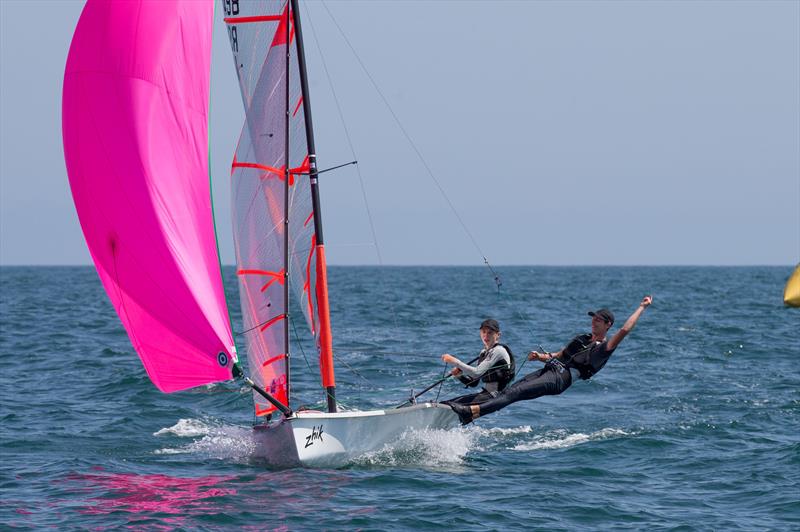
(0, 263), (796, 268)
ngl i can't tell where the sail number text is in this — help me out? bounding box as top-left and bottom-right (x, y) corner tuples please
(223, 0), (239, 53)
(222, 0), (239, 16)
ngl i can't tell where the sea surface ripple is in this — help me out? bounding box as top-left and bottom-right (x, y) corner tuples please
(1, 266), (798, 530)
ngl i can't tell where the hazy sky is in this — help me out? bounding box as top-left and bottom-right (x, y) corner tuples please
(1, 0), (798, 266)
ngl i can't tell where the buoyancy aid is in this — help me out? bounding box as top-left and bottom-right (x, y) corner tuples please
(560, 333), (615, 380)
(461, 343), (516, 391)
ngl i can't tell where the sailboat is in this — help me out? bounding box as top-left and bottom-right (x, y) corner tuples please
(62, 0), (458, 468)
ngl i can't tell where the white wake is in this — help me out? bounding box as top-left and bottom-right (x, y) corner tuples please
(512, 427), (629, 451)
(153, 418), (255, 461)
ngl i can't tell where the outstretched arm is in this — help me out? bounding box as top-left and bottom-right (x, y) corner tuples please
(607, 295), (652, 351)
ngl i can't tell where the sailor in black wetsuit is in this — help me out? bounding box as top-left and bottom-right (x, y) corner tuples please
(449, 296), (652, 425)
(440, 319), (515, 407)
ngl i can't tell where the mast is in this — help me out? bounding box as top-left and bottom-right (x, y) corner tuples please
(291, 0), (337, 413)
(283, 0), (292, 405)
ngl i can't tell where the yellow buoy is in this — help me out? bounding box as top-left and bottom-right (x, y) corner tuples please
(784, 264), (800, 307)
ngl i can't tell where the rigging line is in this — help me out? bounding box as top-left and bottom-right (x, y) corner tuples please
(304, 3), (385, 271)
(434, 362), (449, 403)
(290, 315), (315, 373)
(317, 160), (357, 174)
(323, 242), (381, 249)
(304, 2), (403, 344)
(512, 346), (536, 379)
(219, 387), (252, 411)
(490, 285), (541, 377)
(289, 293), (375, 395)
(413, 355), (516, 406)
(234, 313), (287, 336)
(293, 160), (358, 175)
(285, 241), (378, 261)
(401, 359), (521, 407)
(287, 318), (358, 415)
(331, 350), (378, 389)
(319, 0), (500, 290)
(293, 385), (360, 415)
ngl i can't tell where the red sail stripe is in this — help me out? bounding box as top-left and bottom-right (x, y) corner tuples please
(262, 353), (287, 367)
(237, 268), (286, 292)
(232, 161), (283, 175)
(237, 269), (281, 276)
(289, 155), (310, 175)
(224, 15), (283, 24)
(292, 95), (303, 117)
(259, 314), (286, 332)
(234, 268), (286, 292)
(232, 161), (295, 186)
(260, 278), (280, 293)
(263, 271), (284, 292)
(270, 5), (293, 47)
(304, 211), (314, 227)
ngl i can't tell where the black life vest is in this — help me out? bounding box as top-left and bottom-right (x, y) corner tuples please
(561, 333), (615, 380)
(462, 343), (516, 391)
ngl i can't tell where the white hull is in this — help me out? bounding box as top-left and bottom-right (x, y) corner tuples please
(252, 402), (459, 468)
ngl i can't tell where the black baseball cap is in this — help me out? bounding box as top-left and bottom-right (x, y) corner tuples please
(480, 318), (500, 332)
(588, 308), (614, 325)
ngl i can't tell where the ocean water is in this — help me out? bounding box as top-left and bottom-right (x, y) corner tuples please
(1, 265), (798, 530)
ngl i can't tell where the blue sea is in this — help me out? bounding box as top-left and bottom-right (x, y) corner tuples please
(1, 266), (798, 530)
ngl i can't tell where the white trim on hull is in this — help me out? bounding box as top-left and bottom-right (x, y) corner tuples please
(253, 402), (460, 468)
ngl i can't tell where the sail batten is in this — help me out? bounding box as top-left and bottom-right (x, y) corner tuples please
(224, 0), (334, 415)
(226, 1), (294, 415)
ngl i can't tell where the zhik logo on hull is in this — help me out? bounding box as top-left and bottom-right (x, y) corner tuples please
(304, 425), (324, 448)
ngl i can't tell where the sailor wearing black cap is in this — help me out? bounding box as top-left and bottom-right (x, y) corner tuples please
(440, 319), (515, 407)
(448, 296), (652, 425)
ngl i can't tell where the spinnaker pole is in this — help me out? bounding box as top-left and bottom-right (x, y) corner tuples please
(291, 0), (337, 413)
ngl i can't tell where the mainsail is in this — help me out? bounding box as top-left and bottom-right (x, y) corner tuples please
(62, 0), (236, 392)
(223, 0), (335, 416)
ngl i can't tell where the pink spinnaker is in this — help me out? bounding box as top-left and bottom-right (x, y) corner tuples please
(62, 0), (235, 392)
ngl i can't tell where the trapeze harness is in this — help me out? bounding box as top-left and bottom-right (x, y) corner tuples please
(547, 333), (615, 382)
(458, 343), (516, 395)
